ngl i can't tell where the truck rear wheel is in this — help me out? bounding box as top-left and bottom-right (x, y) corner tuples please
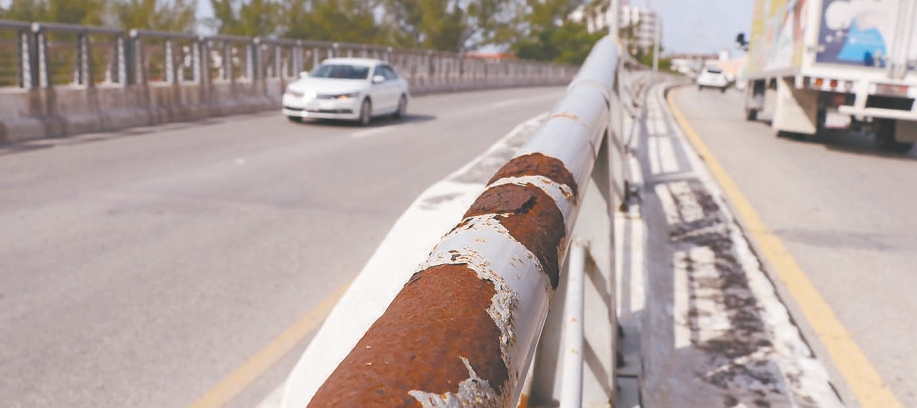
(745, 108), (758, 121)
(875, 119), (913, 152)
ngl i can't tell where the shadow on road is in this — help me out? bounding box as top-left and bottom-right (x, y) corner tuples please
(290, 113), (437, 128)
(753, 118), (917, 161)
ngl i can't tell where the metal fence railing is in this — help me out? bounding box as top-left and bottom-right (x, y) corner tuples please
(0, 19), (576, 93)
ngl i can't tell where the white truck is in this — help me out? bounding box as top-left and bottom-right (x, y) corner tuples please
(743, 0), (917, 151)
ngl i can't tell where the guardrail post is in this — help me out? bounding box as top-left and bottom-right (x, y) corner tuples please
(192, 37), (202, 84)
(34, 26), (50, 88)
(18, 28), (34, 88)
(246, 39), (255, 80)
(165, 39), (175, 84)
(124, 33), (136, 85)
(114, 36), (125, 85)
(559, 241), (586, 408)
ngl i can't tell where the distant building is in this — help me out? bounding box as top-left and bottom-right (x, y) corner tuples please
(620, 6), (661, 53)
(569, 0), (630, 35)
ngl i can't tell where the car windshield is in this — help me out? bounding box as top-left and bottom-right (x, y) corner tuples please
(309, 64), (371, 80)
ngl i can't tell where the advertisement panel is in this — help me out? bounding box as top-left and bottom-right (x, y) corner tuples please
(815, 0), (903, 67)
(748, 0), (809, 75)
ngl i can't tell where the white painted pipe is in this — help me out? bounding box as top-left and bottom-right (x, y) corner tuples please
(560, 241), (587, 408)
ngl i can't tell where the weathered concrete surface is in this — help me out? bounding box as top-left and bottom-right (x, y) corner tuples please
(669, 86), (917, 407)
(635, 84), (843, 408)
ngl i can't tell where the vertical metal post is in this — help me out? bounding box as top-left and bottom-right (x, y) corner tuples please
(610, 0), (620, 38)
(652, 13), (661, 71)
(115, 36), (125, 85)
(37, 28), (51, 88)
(18, 29), (32, 88)
(77, 32), (87, 85)
(559, 241), (586, 408)
(222, 41), (231, 81)
(193, 38), (202, 83)
(247, 40), (255, 80)
(165, 40), (175, 83)
(274, 44), (281, 79)
(124, 34), (137, 85)
(198, 38), (209, 85)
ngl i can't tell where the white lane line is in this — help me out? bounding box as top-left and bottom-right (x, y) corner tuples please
(689, 246), (732, 344)
(654, 118), (667, 135)
(628, 155), (644, 188)
(673, 251), (692, 349)
(654, 183), (681, 225)
(658, 137), (680, 174)
(630, 117), (641, 150)
(668, 181), (704, 223)
(489, 99), (521, 108)
(351, 127), (393, 139)
(647, 137), (661, 175)
(630, 215), (646, 313)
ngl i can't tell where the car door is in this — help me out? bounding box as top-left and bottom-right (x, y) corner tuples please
(370, 65), (397, 113)
(381, 66), (404, 105)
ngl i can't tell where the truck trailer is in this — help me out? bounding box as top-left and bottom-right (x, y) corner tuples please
(744, 0), (917, 151)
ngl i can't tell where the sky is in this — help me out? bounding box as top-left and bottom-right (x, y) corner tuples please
(4, 0), (755, 55)
(630, 0), (756, 55)
(193, 0), (755, 54)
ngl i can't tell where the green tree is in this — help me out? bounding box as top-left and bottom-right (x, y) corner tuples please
(509, 0), (602, 64)
(289, 0), (381, 43)
(113, 0), (196, 32)
(210, 0), (280, 37)
(381, 0), (513, 52)
(0, 0), (108, 25)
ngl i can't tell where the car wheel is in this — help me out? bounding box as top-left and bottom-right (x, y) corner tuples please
(393, 95), (407, 119)
(288, 116), (302, 123)
(698, 85), (703, 91)
(359, 99), (372, 127)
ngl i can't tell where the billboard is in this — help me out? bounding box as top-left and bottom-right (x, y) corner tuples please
(815, 0), (905, 66)
(747, 0), (809, 75)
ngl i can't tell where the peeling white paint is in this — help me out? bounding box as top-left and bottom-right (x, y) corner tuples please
(409, 357), (502, 408)
(488, 175), (576, 226)
(421, 214), (555, 406)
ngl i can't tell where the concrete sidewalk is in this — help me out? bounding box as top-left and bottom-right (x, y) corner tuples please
(616, 83), (844, 407)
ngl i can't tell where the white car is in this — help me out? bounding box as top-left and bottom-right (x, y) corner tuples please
(696, 67), (729, 92)
(282, 58), (410, 126)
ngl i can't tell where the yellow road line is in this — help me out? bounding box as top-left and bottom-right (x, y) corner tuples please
(666, 88), (902, 408)
(187, 282), (351, 408)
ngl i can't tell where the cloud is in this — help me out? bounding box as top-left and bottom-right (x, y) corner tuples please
(825, 0), (893, 31)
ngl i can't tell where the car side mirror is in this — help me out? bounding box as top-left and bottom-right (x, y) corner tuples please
(372, 75), (385, 84)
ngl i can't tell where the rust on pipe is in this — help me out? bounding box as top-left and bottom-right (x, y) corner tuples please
(487, 153), (579, 199)
(464, 183), (566, 289)
(307, 264), (509, 408)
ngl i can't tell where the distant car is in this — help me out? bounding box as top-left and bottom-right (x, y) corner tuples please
(696, 67), (729, 92)
(282, 58), (410, 126)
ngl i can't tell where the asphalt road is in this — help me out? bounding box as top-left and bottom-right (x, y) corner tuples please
(0, 86), (566, 408)
(672, 87), (917, 407)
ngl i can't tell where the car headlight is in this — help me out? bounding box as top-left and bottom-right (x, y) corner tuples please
(286, 88), (304, 98)
(333, 92), (360, 101)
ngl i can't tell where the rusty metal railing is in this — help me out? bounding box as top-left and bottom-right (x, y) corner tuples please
(303, 35), (621, 408)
